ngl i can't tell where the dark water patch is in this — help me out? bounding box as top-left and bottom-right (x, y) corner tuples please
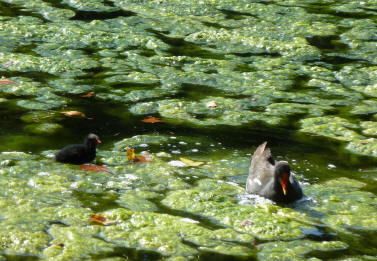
(0, 71), (56, 84)
(198, 251), (255, 261)
(343, 227), (377, 255)
(0, 1), (46, 21)
(174, 83), (229, 100)
(234, 64), (255, 72)
(90, 241), (163, 261)
(307, 246), (348, 260)
(360, 7), (377, 13)
(73, 191), (121, 212)
(232, 52), (280, 58)
(2, 255), (40, 261)
(202, 21), (232, 29)
(219, 9), (259, 20)
(304, 5), (376, 19)
(70, 9), (135, 21)
(150, 30), (227, 59)
(302, 227), (337, 242)
(306, 35), (339, 50)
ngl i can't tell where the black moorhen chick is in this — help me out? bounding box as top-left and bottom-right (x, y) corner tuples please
(246, 142), (303, 204)
(55, 133), (101, 164)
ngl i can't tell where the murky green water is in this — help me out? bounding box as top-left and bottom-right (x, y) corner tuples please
(0, 0), (377, 260)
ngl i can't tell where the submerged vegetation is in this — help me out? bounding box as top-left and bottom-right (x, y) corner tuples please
(0, 0), (376, 260)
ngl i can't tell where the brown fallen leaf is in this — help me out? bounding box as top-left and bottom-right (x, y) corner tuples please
(79, 164), (112, 173)
(206, 100), (217, 108)
(61, 111), (86, 118)
(90, 214), (117, 226)
(80, 91), (95, 98)
(141, 116), (163, 123)
(57, 243), (65, 248)
(134, 152), (153, 163)
(0, 78), (16, 85)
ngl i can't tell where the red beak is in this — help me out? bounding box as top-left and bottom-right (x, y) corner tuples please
(281, 173), (289, 195)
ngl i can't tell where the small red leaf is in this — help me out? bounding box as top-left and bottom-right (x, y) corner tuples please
(79, 164), (112, 173)
(141, 116), (163, 123)
(0, 78), (16, 85)
(90, 214), (116, 226)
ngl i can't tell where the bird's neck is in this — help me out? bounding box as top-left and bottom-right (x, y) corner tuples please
(85, 141), (97, 152)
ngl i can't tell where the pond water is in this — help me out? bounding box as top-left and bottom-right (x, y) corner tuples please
(0, 0), (376, 260)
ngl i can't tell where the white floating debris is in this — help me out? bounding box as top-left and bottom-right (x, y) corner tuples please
(226, 181), (241, 187)
(168, 160), (187, 167)
(191, 148), (199, 152)
(123, 174), (139, 180)
(328, 164), (336, 169)
(179, 141), (187, 145)
(139, 143), (149, 147)
(37, 172), (50, 176)
(180, 218), (199, 224)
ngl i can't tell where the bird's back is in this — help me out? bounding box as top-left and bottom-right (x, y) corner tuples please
(55, 144), (89, 164)
(246, 142), (275, 194)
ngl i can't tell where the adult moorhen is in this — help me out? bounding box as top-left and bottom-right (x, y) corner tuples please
(246, 142), (303, 204)
(55, 133), (101, 164)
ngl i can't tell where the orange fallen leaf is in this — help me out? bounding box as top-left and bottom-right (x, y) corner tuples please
(61, 111), (86, 118)
(80, 91), (95, 98)
(79, 164), (112, 173)
(141, 116), (163, 123)
(90, 214), (117, 226)
(0, 78), (16, 85)
(126, 148), (153, 163)
(206, 101), (217, 108)
(127, 147), (135, 162)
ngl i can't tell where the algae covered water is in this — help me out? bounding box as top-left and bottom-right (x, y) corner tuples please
(0, 0), (376, 260)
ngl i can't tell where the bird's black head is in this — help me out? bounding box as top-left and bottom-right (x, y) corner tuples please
(86, 133), (101, 145)
(275, 161), (291, 196)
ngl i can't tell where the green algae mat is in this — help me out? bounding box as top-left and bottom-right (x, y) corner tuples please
(0, 0), (377, 260)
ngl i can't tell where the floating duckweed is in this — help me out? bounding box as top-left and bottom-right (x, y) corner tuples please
(113, 134), (169, 151)
(116, 190), (158, 212)
(346, 139), (377, 157)
(257, 240), (348, 261)
(24, 123), (63, 135)
(63, 0), (119, 12)
(162, 179), (313, 240)
(0, 230), (49, 256)
(100, 208), (255, 258)
(360, 121), (377, 136)
(300, 116), (363, 141)
(44, 225), (114, 260)
(350, 100), (377, 115)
